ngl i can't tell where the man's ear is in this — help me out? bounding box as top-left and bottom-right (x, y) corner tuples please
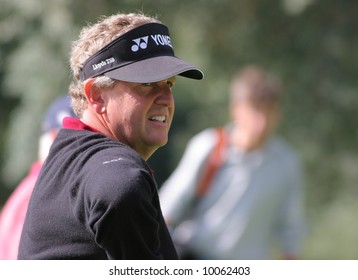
(83, 79), (106, 114)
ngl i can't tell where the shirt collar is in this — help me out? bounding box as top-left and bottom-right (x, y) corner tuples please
(62, 117), (100, 133)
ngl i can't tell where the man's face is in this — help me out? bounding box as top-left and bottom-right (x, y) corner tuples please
(102, 77), (176, 160)
(231, 101), (279, 150)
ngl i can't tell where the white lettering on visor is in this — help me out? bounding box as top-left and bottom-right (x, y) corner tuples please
(150, 34), (173, 48)
(91, 57), (116, 71)
(131, 34), (173, 53)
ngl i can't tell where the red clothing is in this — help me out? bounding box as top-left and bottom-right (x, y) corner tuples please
(0, 162), (42, 259)
(62, 116), (99, 132)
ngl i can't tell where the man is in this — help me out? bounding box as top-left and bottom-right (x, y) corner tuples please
(160, 65), (306, 259)
(0, 95), (76, 259)
(18, 12), (203, 259)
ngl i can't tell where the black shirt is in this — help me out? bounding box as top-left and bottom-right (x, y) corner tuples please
(18, 119), (178, 259)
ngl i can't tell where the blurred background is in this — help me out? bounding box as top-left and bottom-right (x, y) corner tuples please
(0, 0), (357, 259)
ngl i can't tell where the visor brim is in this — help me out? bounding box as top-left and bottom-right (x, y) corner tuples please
(104, 56), (204, 83)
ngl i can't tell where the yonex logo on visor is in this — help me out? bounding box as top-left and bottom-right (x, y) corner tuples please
(131, 36), (149, 52)
(79, 22), (204, 82)
(131, 35), (173, 52)
(151, 34), (173, 48)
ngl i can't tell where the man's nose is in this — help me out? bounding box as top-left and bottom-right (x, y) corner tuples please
(155, 84), (174, 106)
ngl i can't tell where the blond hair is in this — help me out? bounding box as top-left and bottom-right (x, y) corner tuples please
(69, 13), (160, 117)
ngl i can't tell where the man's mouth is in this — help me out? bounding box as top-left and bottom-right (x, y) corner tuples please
(149, 115), (166, 123)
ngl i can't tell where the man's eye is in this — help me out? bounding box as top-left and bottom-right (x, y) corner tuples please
(142, 83), (152, 87)
(167, 81), (174, 88)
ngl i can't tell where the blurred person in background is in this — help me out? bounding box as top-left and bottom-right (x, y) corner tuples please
(0, 95), (76, 259)
(160, 65), (306, 259)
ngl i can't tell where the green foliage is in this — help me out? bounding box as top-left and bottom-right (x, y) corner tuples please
(0, 0), (357, 259)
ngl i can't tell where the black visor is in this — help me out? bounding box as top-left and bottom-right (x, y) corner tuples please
(80, 23), (204, 83)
